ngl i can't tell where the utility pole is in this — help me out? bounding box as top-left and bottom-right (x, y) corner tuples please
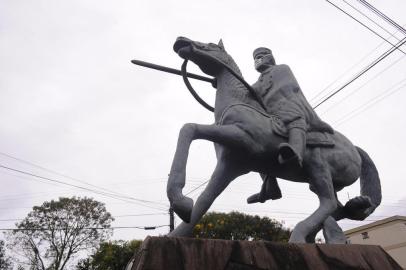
(169, 206), (174, 232)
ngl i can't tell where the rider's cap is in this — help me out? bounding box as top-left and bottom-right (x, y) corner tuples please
(253, 47), (272, 59)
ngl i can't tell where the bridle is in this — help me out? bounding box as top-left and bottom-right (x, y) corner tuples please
(180, 58), (267, 113)
(181, 60), (215, 112)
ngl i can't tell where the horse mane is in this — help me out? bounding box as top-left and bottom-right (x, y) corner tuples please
(220, 50), (254, 102)
(221, 51), (243, 78)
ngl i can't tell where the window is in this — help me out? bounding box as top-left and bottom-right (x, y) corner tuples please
(361, 232), (369, 239)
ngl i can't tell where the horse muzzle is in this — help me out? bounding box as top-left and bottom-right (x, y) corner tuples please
(174, 37), (194, 58)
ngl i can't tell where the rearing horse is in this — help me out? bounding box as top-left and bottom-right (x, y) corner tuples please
(167, 36), (381, 243)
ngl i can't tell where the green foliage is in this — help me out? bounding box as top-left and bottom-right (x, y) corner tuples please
(7, 197), (114, 270)
(76, 240), (142, 270)
(0, 240), (12, 270)
(193, 211), (291, 242)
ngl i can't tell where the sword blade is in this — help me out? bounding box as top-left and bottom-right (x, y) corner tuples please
(131, 59), (215, 84)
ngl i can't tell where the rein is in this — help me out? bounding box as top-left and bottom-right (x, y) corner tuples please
(181, 60), (214, 112)
(180, 58), (268, 113)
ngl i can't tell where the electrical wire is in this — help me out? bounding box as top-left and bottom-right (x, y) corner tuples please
(356, 0), (406, 35)
(0, 225), (169, 231)
(311, 1), (405, 106)
(341, 0), (401, 39)
(313, 36), (406, 109)
(0, 212), (168, 222)
(0, 218), (22, 222)
(319, 53), (406, 116)
(0, 152), (168, 207)
(325, 0), (406, 55)
(333, 78), (406, 126)
(310, 42), (385, 104)
(0, 164), (168, 211)
(185, 180), (209, 196)
(310, 24), (405, 105)
(114, 212), (168, 218)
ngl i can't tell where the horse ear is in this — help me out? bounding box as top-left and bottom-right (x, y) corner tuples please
(218, 39), (225, 50)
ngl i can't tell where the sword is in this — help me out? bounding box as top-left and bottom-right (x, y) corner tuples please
(131, 59), (216, 87)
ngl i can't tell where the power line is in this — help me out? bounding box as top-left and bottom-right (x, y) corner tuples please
(341, 0), (401, 39)
(311, 0), (405, 107)
(204, 208), (401, 224)
(356, 0), (406, 35)
(214, 208), (402, 221)
(313, 36), (406, 109)
(319, 53), (406, 116)
(0, 164), (167, 211)
(0, 151), (127, 199)
(309, 24), (405, 105)
(325, 0), (406, 55)
(185, 179), (209, 196)
(0, 213), (168, 223)
(0, 225), (169, 231)
(0, 218), (22, 222)
(0, 151), (168, 208)
(0, 207), (32, 211)
(181, 179), (406, 206)
(115, 212), (168, 218)
(0, 190), (79, 202)
(334, 78), (406, 126)
(310, 40), (386, 104)
(2, 194), (406, 222)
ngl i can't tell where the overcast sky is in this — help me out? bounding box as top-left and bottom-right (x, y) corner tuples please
(1, 0), (406, 245)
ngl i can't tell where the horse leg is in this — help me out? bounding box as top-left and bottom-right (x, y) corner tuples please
(304, 215), (346, 244)
(289, 148), (337, 243)
(305, 191), (347, 244)
(169, 159), (239, 237)
(322, 216), (347, 244)
(167, 123), (248, 223)
(304, 230), (318, 243)
(321, 192), (347, 244)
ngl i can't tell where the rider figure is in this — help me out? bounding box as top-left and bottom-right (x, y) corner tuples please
(247, 47), (334, 204)
(253, 47), (333, 167)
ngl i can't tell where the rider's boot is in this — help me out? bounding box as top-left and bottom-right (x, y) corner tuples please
(247, 174), (282, 204)
(278, 127), (306, 168)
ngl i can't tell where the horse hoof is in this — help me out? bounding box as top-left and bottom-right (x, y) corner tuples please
(326, 236), (347, 244)
(288, 236), (306, 243)
(344, 196), (374, 220)
(172, 196), (193, 223)
(289, 228), (307, 243)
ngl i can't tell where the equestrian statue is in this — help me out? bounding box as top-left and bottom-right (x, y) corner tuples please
(166, 36), (381, 243)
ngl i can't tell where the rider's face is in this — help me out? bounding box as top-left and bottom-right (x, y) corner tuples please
(255, 53), (274, 72)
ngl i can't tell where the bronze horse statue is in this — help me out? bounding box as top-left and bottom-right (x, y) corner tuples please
(167, 36), (381, 243)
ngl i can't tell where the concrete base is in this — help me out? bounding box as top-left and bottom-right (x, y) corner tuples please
(127, 236), (402, 270)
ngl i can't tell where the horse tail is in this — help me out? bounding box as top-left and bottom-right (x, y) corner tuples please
(342, 146), (382, 221)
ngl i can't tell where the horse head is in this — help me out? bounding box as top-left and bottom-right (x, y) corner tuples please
(173, 37), (242, 78)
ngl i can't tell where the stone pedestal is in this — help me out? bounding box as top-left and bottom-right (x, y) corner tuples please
(127, 236), (402, 270)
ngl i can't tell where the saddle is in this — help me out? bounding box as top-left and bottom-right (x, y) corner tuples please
(271, 116), (335, 148)
(219, 104), (335, 148)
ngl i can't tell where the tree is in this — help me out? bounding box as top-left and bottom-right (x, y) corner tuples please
(7, 197), (114, 270)
(193, 211), (291, 242)
(76, 240), (142, 270)
(0, 240), (12, 270)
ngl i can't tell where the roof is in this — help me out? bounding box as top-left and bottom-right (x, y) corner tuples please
(344, 215), (406, 235)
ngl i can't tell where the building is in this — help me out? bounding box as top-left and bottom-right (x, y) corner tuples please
(344, 215), (406, 269)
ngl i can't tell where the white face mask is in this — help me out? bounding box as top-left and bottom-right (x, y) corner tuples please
(254, 58), (263, 69)
(255, 54), (274, 71)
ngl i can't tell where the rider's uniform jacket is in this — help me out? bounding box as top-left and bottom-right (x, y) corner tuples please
(252, 64), (333, 133)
